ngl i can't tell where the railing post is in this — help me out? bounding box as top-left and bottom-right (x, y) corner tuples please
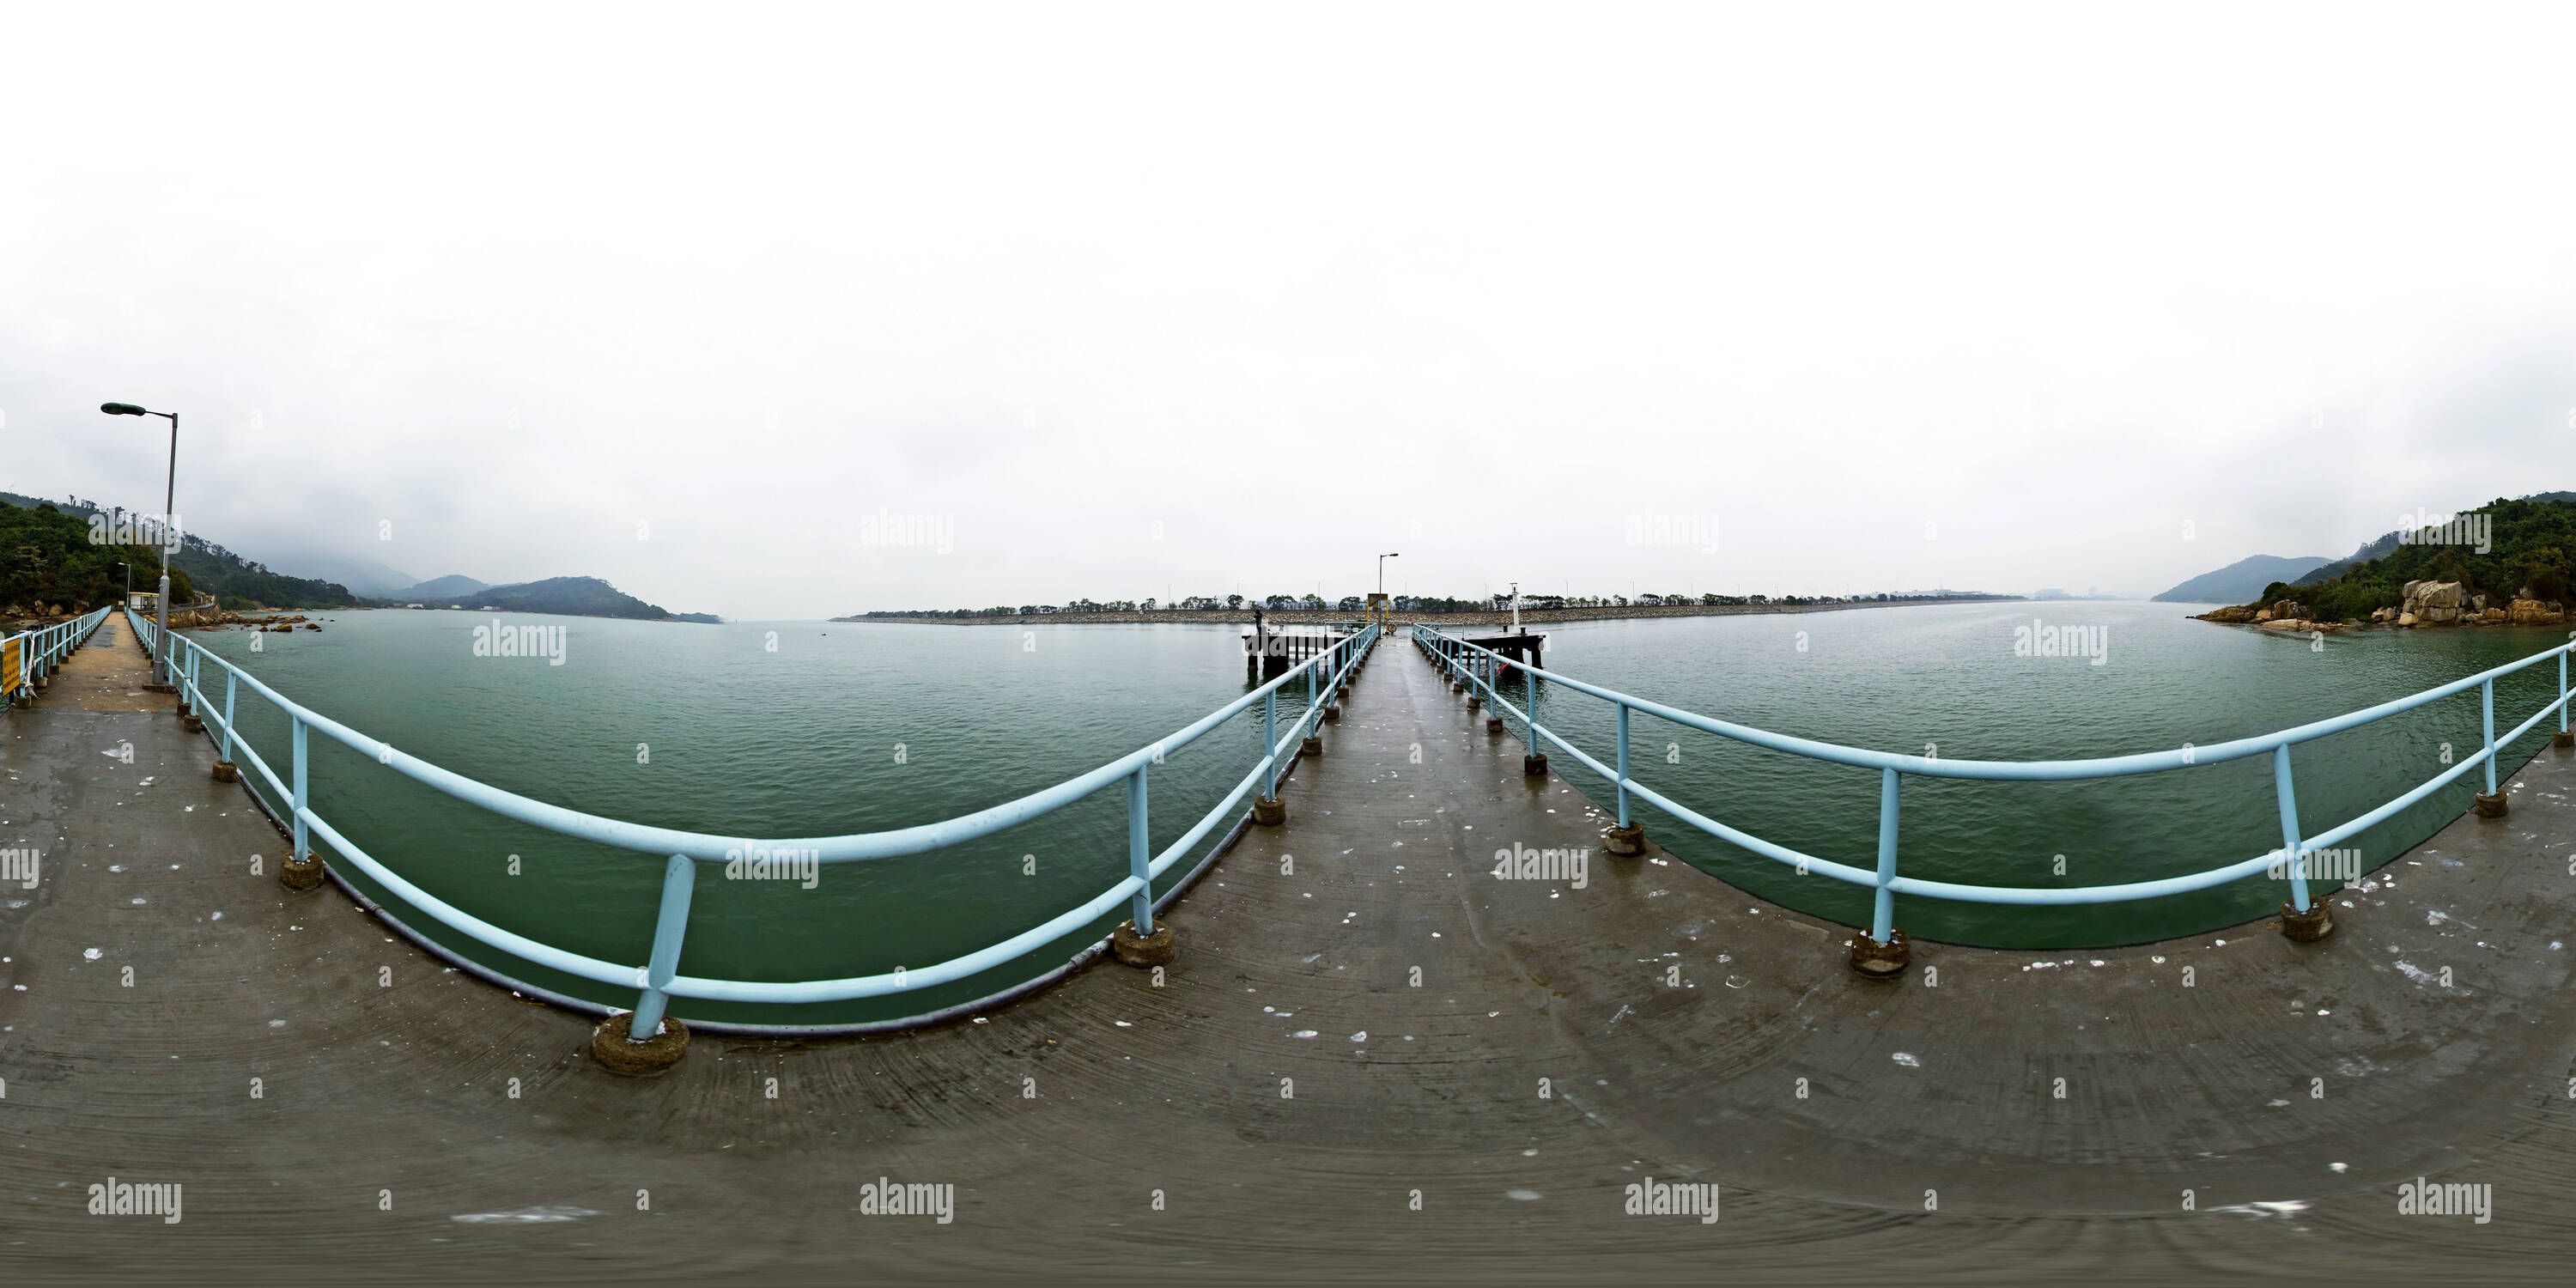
(589, 853), (696, 1072)
(279, 716), (323, 890)
(1127, 765), (1152, 933)
(291, 716), (307, 857)
(1254, 686), (1285, 824)
(2474, 677), (2506, 817)
(2273, 744), (2309, 913)
(1307, 651), (1316, 729)
(1521, 650), (1547, 777)
(1112, 762), (1175, 963)
(1851, 767), (1908, 976)
(1605, 701), (1646, 856)
(182, 645), (203, 732)
(628, 853), (696, 1039)
(2482, 677), (2497, 793)
(1615, 703), (1631, 828)
(1873, 768), (1899, 940)
(2559, 650), (2573, 747)
(2274, 743), (2333, 939)
(214, 667), (240, 782)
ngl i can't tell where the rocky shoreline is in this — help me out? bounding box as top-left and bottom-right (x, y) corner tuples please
(2194, 579), (2569, 634)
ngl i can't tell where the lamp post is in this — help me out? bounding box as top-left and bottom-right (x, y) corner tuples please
(99, 403), (178, 687)
(114, 561), (130, 608)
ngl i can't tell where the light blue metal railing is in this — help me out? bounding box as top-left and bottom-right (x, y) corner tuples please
(1415, 623), (2576, 939)
(3, 606), (115, 702)
(130, 609), (1375, 1036)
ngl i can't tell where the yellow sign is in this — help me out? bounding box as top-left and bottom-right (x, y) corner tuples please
(2, 635), (21, 696)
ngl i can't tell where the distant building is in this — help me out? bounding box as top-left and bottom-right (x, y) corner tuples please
(2033, 588), (2069, 600)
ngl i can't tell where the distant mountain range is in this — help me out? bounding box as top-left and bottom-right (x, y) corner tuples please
(395, 574), (489, 601)
(2151, 555), (2332, 604)
(382, 574), (718, 623)
(252, 550), (421, 598)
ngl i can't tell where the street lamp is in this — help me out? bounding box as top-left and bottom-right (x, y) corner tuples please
(100, 402), (179, 688)
(1377, 552), (1398, 593)
(113, 561), (130, 606)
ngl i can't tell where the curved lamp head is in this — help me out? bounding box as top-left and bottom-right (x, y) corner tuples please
(100, 403), (148, 416)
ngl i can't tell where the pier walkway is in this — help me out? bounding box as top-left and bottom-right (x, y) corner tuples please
(3, 627), (2576, 1279)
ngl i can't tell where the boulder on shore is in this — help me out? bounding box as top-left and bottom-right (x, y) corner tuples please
(2403, 580), (2465, 625)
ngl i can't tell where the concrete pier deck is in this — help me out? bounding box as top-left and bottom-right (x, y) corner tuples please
(4, 626), (2575, 1280)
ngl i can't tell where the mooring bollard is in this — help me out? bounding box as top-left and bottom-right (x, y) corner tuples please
(279, 850), (326, 891)
(1850, 930), (1910, 976)
(592, 1012), (690, 1075)
(2280, 897), (2333, 942)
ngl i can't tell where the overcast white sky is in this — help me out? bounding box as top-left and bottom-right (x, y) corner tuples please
(5, 3), (2573, 618)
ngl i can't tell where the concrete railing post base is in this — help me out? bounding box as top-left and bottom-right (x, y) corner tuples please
(592, 1014), (690, 1075)
(279, 851), (327, 891)
(182, 713), (204, 732)
(1523, 754), (1548, 777)
(1450, 680), (1465, 692)
(144, 683), (177, 695)
(1301, 735), (1323, 757)
(2556, 730), (2574, 748)
(1252, 796), (1286, 826)
(1849, 930), (1910, 978)
(2279, 898), (2333, 942)
(1112, 919), (1176, 967)
(1604, 824), (1646, 856)
(2473, 792), (2508, 817)
(211, 761), (238, 782)
(1324, 703), (1341, 723)
(1485, 716), (1504, 734)
(1466, 696), (1481, 711)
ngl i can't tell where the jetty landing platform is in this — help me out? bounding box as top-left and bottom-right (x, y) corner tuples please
(3, 629), (2574, 1280)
